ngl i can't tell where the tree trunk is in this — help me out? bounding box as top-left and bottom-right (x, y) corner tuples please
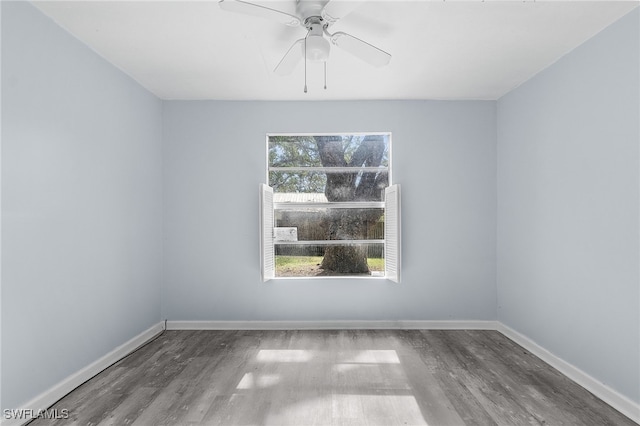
(320, 245), (369, 273)
(314, 135), (387, 274)
(321, 207), (370, 273)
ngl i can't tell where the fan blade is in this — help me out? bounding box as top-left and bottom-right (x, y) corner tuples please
(274, 39), (304, 76)
(219, 0), (300, 27)
(322, 0), (363, 25)
(330, 32), (391, 67)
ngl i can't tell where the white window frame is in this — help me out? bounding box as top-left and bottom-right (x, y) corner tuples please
(261, 133), (400, 282)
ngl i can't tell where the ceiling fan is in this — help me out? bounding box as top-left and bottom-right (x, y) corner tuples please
(219, 0), (391, 91)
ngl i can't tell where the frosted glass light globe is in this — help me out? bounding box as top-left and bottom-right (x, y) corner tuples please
(303, 35), (330, 62)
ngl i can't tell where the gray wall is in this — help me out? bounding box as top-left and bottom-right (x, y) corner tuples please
(162, 100), (497, 321)
(1, 2), (163, 410)
(497, 8), (639, 402)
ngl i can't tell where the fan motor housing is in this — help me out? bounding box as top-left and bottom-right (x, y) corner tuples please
(296, 0), (328, 21)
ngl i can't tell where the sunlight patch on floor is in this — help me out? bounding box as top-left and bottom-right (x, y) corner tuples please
(255, 349), (401, 363)
(256, 349), (314, 362)
(236, 372), (282, 389)
(341, 349), (400, 364)
(262, 394), (428, 426)
(238, 349), (428, 425)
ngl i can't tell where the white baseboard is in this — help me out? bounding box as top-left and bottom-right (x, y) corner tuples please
(496, 323), (640, 424)
(1, 322), (164, 426)
(166, 320), (499, 330)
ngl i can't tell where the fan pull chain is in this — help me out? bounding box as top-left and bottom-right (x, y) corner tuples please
(303, 34), (308, 93)
(324, 62), (327, 90)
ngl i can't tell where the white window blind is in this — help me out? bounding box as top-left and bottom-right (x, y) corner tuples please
(260, 184), (274, 282)
(384, 184), (401, 283)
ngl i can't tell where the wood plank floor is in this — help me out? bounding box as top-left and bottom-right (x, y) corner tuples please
(29, 330), (636, 426)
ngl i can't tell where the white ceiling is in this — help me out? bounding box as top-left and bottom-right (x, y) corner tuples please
(32, 0), (638, 101)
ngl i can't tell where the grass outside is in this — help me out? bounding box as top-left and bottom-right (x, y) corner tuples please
(275, 256), (384, 277)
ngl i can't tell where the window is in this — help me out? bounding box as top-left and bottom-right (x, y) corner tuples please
(261, 134), (400, 281)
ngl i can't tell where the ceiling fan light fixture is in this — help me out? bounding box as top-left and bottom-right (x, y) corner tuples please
(304, 35), (330, 62)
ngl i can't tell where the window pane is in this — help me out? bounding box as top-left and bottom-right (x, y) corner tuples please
(269, 171), (327, 194)
(275, 243), (385, 277)
(269, 137), (322, 168)
(266, 133), (392, 279)
(275, 208), (384, 241)
(268, 135), (390, 169)
(270, 170), (387, 201)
